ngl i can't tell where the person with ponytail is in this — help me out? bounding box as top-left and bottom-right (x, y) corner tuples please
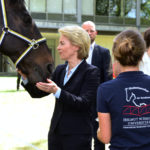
(97, 29), (150, 150)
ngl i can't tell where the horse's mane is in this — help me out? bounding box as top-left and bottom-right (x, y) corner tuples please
(8, 0), (26, 11)
(9, 0), (25, 6)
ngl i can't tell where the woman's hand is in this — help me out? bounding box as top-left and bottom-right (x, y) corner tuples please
(36, 79), (59, 94)
(97, 112), (111, 144)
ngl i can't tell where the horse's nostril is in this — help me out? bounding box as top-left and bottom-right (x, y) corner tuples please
(47, 64), (53, 73)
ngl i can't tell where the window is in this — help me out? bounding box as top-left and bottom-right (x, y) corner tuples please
(125, 0), (136, 18)
(30, 0), (46, 12)
(96, 0), (109, 16)
(47, 0), (62, 13)
(64, 0), (76, 14)
(82, 0), (94, 15)
(124, 0), (136, 25)
(141, 0), (150, 19)
(109, 0), (122, 16)
(141, 0), (150, 25)
(109, 0), (124, 24)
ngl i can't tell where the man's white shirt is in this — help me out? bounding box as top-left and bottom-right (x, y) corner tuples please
(139, 52), (150, 76)
(86, 42), (95, 65)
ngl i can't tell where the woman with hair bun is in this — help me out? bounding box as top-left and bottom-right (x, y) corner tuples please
(97, 29), (150, 150)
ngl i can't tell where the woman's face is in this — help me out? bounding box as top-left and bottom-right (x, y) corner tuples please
(57, 35), (79, 61)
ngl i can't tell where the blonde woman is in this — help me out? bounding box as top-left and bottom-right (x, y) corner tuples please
(19, 26), (100, 150)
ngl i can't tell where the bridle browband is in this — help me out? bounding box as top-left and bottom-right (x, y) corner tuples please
(0, 0), (46, 67)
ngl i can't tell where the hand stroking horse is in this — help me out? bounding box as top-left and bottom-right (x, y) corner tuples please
(0, 0), (53, 84)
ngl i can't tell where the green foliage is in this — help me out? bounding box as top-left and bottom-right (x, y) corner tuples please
(96, 0), (109, 15)
(141, 0), (150, 19)
(96, 0), (136, 17)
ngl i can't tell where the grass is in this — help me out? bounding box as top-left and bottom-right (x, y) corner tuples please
(0, 90), (25, 93)
(0, 77), (55, 150)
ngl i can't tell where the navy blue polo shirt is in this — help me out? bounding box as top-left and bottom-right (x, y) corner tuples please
(97, 71), (150, 150)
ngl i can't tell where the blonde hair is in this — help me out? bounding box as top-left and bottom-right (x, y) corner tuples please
(58, 25), (90, 59)
(112, 29), (146, 66)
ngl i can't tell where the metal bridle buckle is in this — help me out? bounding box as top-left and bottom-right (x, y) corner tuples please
(30, 39), (39, 49)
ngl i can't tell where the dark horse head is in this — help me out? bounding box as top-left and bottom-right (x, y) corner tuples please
(0, 0), (54, 84)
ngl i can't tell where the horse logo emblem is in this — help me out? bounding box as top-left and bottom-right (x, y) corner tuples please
(123, 87), (150, 116)
(125, 87), (150, 107)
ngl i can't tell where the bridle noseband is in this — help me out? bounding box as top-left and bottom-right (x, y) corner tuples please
(0, 0), (46, 67)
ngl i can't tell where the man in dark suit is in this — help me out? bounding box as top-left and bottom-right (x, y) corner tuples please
(82, 21), (113, 150)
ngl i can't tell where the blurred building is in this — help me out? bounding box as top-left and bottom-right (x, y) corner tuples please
(0, 0), (150, 74)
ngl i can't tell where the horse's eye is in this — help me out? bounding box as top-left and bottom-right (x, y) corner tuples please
(23, 14), (32, 25)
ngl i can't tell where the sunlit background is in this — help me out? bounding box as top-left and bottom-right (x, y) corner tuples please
(0, 77), (55, 150)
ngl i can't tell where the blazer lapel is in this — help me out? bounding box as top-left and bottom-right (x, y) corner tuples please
(63, 60), (86, 87)
(92, 45), (98, 65)
(60, 65), (67, 87)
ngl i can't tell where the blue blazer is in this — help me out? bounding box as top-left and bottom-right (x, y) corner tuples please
(92, 44), (112, 83)
(22, 60), (100, 135)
